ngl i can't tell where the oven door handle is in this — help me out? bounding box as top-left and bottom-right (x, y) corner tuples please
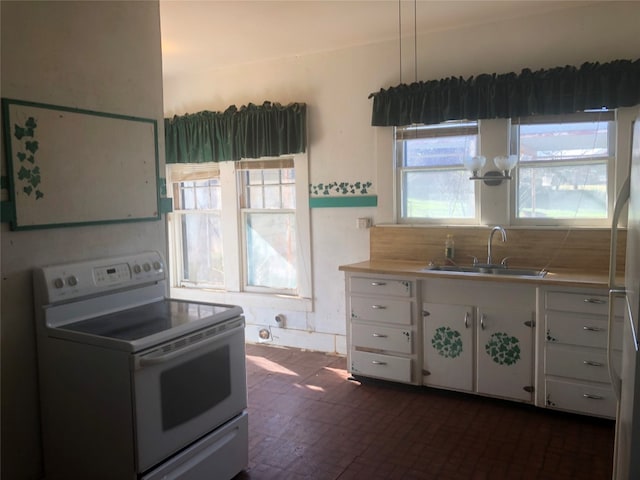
(137, 323), (243, 368)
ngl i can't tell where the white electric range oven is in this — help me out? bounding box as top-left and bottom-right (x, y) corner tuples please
(33, 251), (248, 480)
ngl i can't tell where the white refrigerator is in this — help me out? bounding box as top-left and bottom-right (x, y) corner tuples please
(609, 114), (640, 479)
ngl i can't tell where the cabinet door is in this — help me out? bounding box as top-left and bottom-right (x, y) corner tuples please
(423, 303), (474, 392)
(476, 307), (533, 402)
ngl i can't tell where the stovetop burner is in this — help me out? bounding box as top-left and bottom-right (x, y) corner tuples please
(60, 299), (238, 341)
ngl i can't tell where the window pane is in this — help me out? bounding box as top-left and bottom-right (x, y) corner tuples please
(281, 184), (296, 209)
(181, 213), (224, 286)
(179, 179), (221, 210)
(263, 185), (281, 209)
(517, 163), (608, 219)
(245, 212), (296, 290)
(246, 185), (264, 209)
(246, 170), (262, 185)
(405, 135), (477, 167)
(181, 184), (196, 210)
(281, 168), (295, 184)
(397, 122), (478, 222)
(403, 170), (475, 219)
(519, 122), (610, 162)
(514, 116), (612, 222)
(262, 169), (280, 185)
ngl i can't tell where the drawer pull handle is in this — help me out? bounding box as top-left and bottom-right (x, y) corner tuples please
(370, 282), (387, 286)
(583, 360), (604, 367)
(584, 298), (606, 305)
(583, 326), (605, 332)
(583, 393), (604, 400)
(371, 360), (387, 365)
(464, 312), (469, 329)
(371, 305), (387, 310)
(480, 314), (487, 330)
(372, 333), (388, 338)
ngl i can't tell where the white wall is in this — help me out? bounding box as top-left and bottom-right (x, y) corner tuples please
(163, 1), (640, 354)
(0, 2), (165, 478)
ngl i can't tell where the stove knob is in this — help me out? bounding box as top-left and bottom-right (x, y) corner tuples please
(143, 263), (151, 272)
(153, 261), (162, 271)
(53, 278), (64, 289)
(67, 275), (78, 287)
(133, 264), (142, 274)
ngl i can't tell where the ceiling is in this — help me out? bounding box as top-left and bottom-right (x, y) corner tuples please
(159, 0), (594, 79)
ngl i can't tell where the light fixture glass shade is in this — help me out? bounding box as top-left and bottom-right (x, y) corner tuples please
(463, 155), (486, 173)
(493, 154), (518, 172)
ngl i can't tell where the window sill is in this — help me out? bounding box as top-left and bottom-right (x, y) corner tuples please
(169, 287), (314, 312)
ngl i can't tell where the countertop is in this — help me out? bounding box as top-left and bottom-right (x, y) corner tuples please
(339, 260), (618, 289)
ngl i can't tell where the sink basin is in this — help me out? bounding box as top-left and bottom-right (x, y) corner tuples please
(423, 264), (546, 278)
(485, 267), (547, 277)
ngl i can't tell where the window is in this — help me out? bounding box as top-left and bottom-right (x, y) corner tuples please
(395, 122), (478, 223)
(511, 112), (615, 225)
(167, 156), (311, 302)
(238, 160), (297, 293)
(170, 165), (224, 288)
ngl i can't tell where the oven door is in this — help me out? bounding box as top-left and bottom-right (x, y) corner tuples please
(132, 316), (247, 473)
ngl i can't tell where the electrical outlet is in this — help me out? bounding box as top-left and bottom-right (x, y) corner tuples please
(356, 217), (371, 229)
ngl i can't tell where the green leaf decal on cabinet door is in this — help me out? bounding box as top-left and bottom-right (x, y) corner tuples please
(485, 332), (521, 366)
(432, 326), (463, 358)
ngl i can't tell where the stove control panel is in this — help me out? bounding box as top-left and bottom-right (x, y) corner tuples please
(94, 263), (131, 286)
(35, 251), (166, 305)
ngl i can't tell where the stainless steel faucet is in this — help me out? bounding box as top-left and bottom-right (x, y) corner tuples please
(487, 226), (507, 265)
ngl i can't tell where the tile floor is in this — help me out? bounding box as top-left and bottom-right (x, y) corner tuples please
(235, 343), (615, 480)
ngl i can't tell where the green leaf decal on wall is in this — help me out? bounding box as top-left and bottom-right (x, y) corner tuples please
(13, 117), (44, 199)
(309, 180), (373, 196)
(485, 332), (521, 366)
(432, 326), (463, 358)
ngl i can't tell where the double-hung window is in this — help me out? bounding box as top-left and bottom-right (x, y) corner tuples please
(238, 159), (297, 294)
(167, 156), (311, 303)
(395, 121), (478, 223)
(511, 111), (615, 225)
(169, 164), (224, 288)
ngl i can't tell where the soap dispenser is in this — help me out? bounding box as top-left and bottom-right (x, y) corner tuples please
(445, 234), (455, 263)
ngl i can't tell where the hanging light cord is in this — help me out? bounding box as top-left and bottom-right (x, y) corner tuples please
(398, 0), (402, 85)
(414, 0), (417, 83)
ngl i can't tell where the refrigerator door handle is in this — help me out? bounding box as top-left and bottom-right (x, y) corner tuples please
(609, 176), (630, 289)
(607, 176), (630, 402)
(608, 289), (626, 400)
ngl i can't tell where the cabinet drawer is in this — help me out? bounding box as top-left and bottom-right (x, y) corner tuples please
(546, 379), (616, 418)
(350, 296), (412, 325)
(351, 323), (412, 354)
(546, 312), (623, 350)
(350, 277), (412, 297)
(545, 344), (620, 383)
(546, 291), (624, 316)
(350, 350), (412, 383)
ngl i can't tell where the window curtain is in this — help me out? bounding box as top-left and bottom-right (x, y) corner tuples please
(165, 101), (306, 163)
(370, 59), (640, 127)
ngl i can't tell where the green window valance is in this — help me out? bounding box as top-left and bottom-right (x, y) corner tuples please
(165, 101), (306, 163)
(370, 59), (640, 127)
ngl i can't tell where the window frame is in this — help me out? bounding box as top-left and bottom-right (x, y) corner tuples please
(237, 159), (298, 295)
(509, 111), (616, 227)
(166, 154), (312, 310)
(167, 163), (225, 289)
(394, 121), (480, 225)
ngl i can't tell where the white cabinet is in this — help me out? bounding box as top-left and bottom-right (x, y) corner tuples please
(539, 287), (624, 418)
(422, 279), (536, 403)
(346, 273), (420, 385)
(423, 303), (474, 391)
(476, 306), (534, 401)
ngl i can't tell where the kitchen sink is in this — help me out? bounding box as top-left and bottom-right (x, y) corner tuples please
(423, 264), (547, 277)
